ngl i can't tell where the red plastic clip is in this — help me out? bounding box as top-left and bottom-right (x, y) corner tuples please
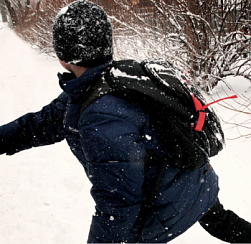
(191, 94), (238, 131)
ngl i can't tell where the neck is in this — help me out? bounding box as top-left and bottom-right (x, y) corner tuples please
(59, 59), (89, 78)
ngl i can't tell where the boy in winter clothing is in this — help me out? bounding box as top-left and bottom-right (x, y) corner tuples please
(0, 0), (251, 242)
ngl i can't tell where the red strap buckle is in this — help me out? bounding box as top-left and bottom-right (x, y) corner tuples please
(191, 94), (238, 131)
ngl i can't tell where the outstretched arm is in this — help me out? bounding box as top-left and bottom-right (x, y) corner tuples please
(0, 92), (68, 155)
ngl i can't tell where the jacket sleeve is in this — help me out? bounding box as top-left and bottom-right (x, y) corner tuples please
(0, 92), (68, 155)
(78, 95), (148, 243)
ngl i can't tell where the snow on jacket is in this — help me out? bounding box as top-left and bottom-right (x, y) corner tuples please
(0, 61), (219, 243)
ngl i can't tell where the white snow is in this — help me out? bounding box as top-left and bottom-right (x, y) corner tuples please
(58, 5), (69, 16)
(0, 22), (251, 243)
(145, 134), (152, 141)
(111, 67), (150, 81)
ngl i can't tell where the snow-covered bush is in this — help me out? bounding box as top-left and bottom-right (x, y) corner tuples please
(2, 0), (251, 92)
(4, 0), (71, 55)
(110, 0), (251, 92)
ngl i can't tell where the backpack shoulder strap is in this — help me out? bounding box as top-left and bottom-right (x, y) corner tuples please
(80, 60), (148, 113)
(80, 73), (115, 114)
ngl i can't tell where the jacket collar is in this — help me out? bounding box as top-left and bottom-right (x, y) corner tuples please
(58, 61), (112, 102)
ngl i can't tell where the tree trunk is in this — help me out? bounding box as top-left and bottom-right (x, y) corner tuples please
(4, 0), (17, 27)
(0, 0), (8, 22)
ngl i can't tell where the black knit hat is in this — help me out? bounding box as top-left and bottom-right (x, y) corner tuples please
(53, 0), (113, 67)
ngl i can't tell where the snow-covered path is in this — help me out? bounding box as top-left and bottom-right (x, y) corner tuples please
(0, 22), (251, 243)
(0, 23), (94, 243)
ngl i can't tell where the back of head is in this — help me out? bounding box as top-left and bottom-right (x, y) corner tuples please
(53, 0), (113, 68)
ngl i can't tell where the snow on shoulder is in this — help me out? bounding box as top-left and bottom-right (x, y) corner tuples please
(111, 67), (150, 81)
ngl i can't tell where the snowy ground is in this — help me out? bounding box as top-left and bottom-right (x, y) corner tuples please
(0, 22), (251, 243)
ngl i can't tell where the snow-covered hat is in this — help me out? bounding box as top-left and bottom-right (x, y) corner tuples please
(53, 0), (113, 67)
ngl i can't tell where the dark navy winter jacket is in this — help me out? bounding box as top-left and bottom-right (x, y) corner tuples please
(0, 61), (219, 243)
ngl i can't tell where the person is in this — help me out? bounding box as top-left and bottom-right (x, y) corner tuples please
(0, 0), (251, 243)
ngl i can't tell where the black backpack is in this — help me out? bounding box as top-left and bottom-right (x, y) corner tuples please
(81, 59), (237, 169)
